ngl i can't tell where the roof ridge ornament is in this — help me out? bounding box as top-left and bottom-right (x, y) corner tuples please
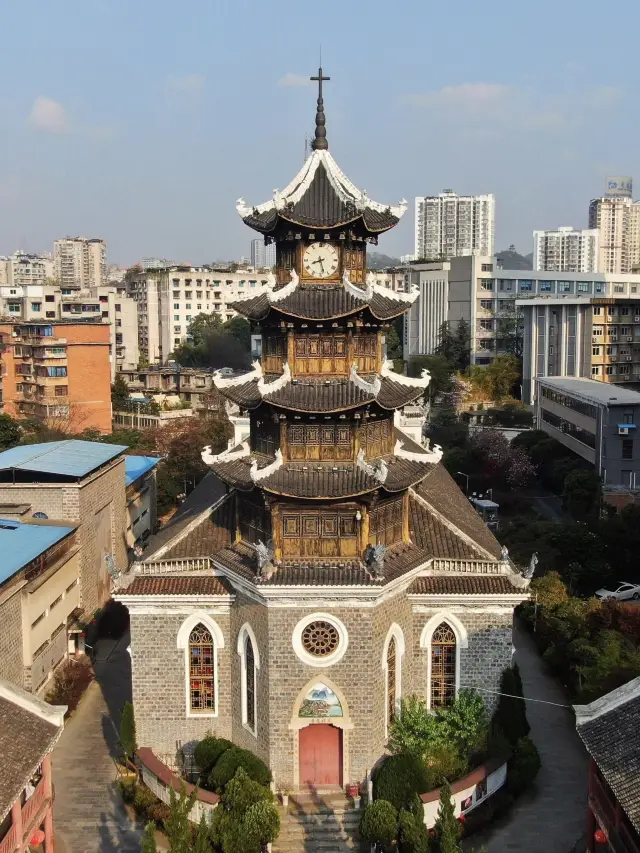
(366, 271), (420, 304)
(250, 449), (284, 483)
(342, 269), (372, 300)
(310, 66), (330, 151)
(356, 448), (388, 484)
(258, 362), (291, 395)
(350, 364), (381, 396)
(269, 268), (299, 302)
(213, 359), (262, 389)
(394, 438), (443, 464)
(381, 359), (431, 389)
(201, 440), (250, 466)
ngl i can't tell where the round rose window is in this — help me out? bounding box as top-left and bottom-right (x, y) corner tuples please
(301, 621), (340, 658)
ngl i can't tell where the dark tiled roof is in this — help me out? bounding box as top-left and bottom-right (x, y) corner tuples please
(124, 576), (232, 596)
(0, 695), (61, 821)
(242, 208), (279, 233)
(577, 687), (640, 832)
(408, 576), (522, 595)
(377, 377), (424, 409)
(231, 285), (409, 323)
(216, 380), (262, 409)
(265, 379), (373, 412)
(409, 491), (484, 560)
(160, 496), (234, 559)
(413, 465), (502, 559)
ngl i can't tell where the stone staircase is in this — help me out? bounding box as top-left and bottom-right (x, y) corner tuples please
(273, 793), (364, 853)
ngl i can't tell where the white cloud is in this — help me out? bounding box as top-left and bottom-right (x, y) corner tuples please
(403, 82), (511, 110)
(278, 73), (312, 88)
(28, 96), (69, 133)
(168, 74), (205, 93)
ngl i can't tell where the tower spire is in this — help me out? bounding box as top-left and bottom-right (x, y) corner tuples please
(310, 66), (330, 151)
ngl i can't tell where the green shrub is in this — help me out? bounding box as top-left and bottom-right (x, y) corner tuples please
(208, 747), (272, 791)
(118, 779), (136, 804)
(120, 701), (137, 761)
(507, 737), (541, 797)
(360, 800), (398, 847)
(398, 801), (430, 853)
(493, 665), (530, 747)
(244, 800), (281, 848)
(45, 657), (94, 715)
(146, 801), (172, 824)
(133, 784), (159, 818)
(193, 735), (233, 774)
(373, 753), (430, 811)
(211, 768), (279, 853)
(424, 743), (468, 790)
(433, 780), (462, 853)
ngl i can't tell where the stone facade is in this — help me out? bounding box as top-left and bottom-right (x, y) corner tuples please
(0, 583), (25, 688)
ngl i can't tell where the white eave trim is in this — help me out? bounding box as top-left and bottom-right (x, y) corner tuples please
(395, 438), (443, 464)
(381, 359), (431, 388)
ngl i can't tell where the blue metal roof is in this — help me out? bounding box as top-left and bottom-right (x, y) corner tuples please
(125, 455), (160, 487)
(0, 519), (77, 585)
(0, 441), (127, 478)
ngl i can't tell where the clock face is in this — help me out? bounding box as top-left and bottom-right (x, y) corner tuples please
(302, 242), (339, 279)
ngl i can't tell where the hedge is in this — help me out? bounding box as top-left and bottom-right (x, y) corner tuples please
(208, 747), (272, 791)
(372, 753), (430, 812)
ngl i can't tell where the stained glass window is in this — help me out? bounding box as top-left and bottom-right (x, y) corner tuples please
(430, 623), (456, 708)
(245, 635), (255, 731)
(387, 636), (397, 727)
(189, 624), (215, 713)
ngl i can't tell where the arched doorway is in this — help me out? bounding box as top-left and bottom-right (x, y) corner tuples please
(299, 724), (343, 787)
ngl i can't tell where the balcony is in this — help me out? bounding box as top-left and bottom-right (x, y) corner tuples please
(0, 774), (51, 853)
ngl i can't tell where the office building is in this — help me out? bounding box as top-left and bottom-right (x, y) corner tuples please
(126, 265), (273, 364)
(414, 190), (495, 260)
(0, 319), (112, 433)
(404, 262), (450, 356)
(533, 227), (599, 273)
(250, 239), (276, 268)
(536, 376), (640, 489)
(588, 179), (640, 274)
(54, 237), (106, 288)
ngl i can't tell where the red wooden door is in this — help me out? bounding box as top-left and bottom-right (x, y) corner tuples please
(299, 724), (342, 787)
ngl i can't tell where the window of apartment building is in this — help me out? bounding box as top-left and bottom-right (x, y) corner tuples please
(559, 281), (572, 292)
(607, 305), (616, 317)
(185, 303), (191, 309)
(206, 291), (211, 299)
(173, 290), (180, 298)
(479, 319), (493, 331)
(174, 314), (180, 321)
(592, 366), (601, 376)
(606, 365), (616, 375)
(595, 283), (606, 293)
(185, 279), (192, 286)
(632, 285), (638, 294)
(101, 311), (108, 318)
(593, 346), (601, 356)
(174, 325), (181, 333)
(481, 263), (493, 272)
(518, 280), (533, 292)
(197, 304), (202, 310)
(250, 281), (257, 287)
(226, 280), (233, 286)
(214, 291), (221, 298)
(614, 284), (625, 293)
(620, 306), (630, 315)
(45, 295), (55, 303)
(623, 412), (635, 424)
(172, 279), (180, 286)
(8, 304), (20, 313)
(174, 303), (180, 310)
(480, 300), (493, 310)
(593, 327), (603, 336)
(175, 337), (181, 345)
(61, 289), (72, 295)
(46, 311), (55, 318)
(619, 364), (631, 375)
(622, 439), (634, 460)
(185, 291), (192, 298)
(214, 303), (221, 310)
(116, 319), (122, 328)
(498, 280), (513, 291)
(196, 279), (202, 286)
(196, 291), (203, 298)
(55, 386), (68, 397)
(577, 283), (590, 293)
(478, 338), (494, 350)
(593, 305), (602, 315)
(226, 314), (233, 321)
(480, 279), (494, 291)
(540, 281), (553, 292)
(186, 315), (192, 321)
(606, 345), (616, 356)
(47, 367), (67, 377)
(621, 327), (631, 336)
(621, 347), (631, 356)
(31, 302), (42, 311)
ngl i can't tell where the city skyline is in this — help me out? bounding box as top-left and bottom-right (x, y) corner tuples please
(0, 0), (638, 265)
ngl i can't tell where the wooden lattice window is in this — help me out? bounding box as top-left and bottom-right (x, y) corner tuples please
(430, 623), (456, 709)
(245, 635), (256, 731)
(239, 494), (270, 545)
(189, 624), (215, 713)
(369, 496), (404, 547)
(302, 621), (340, 658)
(387, 636), (397, 727)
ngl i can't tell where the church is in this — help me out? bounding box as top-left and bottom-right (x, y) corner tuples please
(117, 69), (529, 792)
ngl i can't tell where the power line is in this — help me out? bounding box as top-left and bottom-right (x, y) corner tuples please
(462, 685), (573, 709)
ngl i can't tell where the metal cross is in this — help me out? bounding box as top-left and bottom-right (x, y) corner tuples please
(310, 67), (330, 100)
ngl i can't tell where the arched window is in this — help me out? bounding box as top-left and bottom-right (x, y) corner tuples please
(189, 624), (215, 713)
(387, 636), (397, 727)
(430, 623), (456, 708)
(245, 635), (256, 732)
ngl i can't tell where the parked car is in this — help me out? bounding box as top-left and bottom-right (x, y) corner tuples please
(595, 582), (640, 601)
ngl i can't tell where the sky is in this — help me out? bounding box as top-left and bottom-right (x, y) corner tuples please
(0, 0), (639, 265)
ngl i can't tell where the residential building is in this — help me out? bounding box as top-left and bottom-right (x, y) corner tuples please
(118, 366), (226, 414)
(414, 190), (495, 260)
(533, 227), (599, 273)
(54, 237), (106, 288)
(140, 258), (176, 270)
(575, 675), (640, 853)
(0, 677), (65, 853)
(588, 179), (640, 273)
(250, 239), (276, 268)
(126, 266), (272, 364)
(124, 456), (159, 551)
(0, 284), (139, 379)
(535, 376), (640, 488)
(0, 517), (80, 692)
(0, 320), (112, 433)
(0, 252), (54, 287)
(404, 261), (450, 356)
(0, 440), (128, 616)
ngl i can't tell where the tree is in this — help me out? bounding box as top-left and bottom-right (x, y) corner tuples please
(433, 781), (461, 853)
(210, 767), (279, 853)
(529, 572), (569, 609)
(494, 665), (530, 747)
(359, 800), (398, 848)
(119, 701), (137, 761)
(192, 814), (211, 853)
(111, 374), (131, 410)
(407, 355), (454, 400)
(452, 319), (471, 371)
(0, 414), (21, 450)
(223, 316), (251, 352)
(484, 354), (521, 400)
(563, 468), (601, 519)
(385, 324), (403, 360)
(164, 785), (198, 853)
(399, 798), (431, 853)
(434, 322), (456, 362)
(141, 821), (158, 853)
(187, 312), (224, 346)
(495, 303), (524, 359)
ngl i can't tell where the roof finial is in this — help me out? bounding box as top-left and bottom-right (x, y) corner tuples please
(310, 66), (330, 151)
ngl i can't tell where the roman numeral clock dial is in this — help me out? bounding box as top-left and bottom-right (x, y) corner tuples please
(303, 242), (339, 278)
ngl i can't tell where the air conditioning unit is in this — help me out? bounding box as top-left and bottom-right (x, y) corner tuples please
(592, 336), (599, 343)
(626, 357), (633, 362)
(619, 427), (630, 436)
(626, 336), (633, 341)
(634, 316), (640, 322)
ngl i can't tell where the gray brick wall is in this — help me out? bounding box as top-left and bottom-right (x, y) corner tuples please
(0, 585), (24, 688)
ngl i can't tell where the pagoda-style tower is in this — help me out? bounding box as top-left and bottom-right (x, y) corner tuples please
(205, 69), (439, 580)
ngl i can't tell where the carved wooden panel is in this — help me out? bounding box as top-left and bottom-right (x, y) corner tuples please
(369, 496), (404, 547)
(342, 246), (365, 283)
(287, 423), (353, 461)
(361, 418), (393, 459)
(239, 494), (271, 545)
(276, 244), (296, 286)
(294, 334), (348, 376)
(354, 333), (379, 373)
(262, 334), (287, 374)
(281, 509), (358, 558)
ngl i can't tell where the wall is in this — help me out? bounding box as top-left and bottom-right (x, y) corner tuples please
(0, 583), (25, 688)
(64, 324), (112, 433)
(421, 760), (507, 826)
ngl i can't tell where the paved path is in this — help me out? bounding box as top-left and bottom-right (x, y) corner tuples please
(467, 619), (589, 853)
(52, 635), (143, 853)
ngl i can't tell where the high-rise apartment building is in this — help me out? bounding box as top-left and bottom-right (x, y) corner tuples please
(533, 227), (599, 273)
(414, 190), (495, 260)
(0, 320), (112, 433)
(54, 237), (106, 288)
(250, 238), (276, 268)
(0, 251), (54, 286)
(588, 178), (640, 273)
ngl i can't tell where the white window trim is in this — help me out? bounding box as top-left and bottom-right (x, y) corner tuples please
(292, 612), (348, 668)
(420, 612), (468, 711)
(382, 623), (405, 739)
(237, 623), (260, 737)
(176, 612), (224, 719)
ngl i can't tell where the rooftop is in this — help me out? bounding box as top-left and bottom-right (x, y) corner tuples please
(0, 519), (77, 586)
(0, 440), (127, 480)
(536, 376), (640, 406)
(125, 455), (160, 487)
